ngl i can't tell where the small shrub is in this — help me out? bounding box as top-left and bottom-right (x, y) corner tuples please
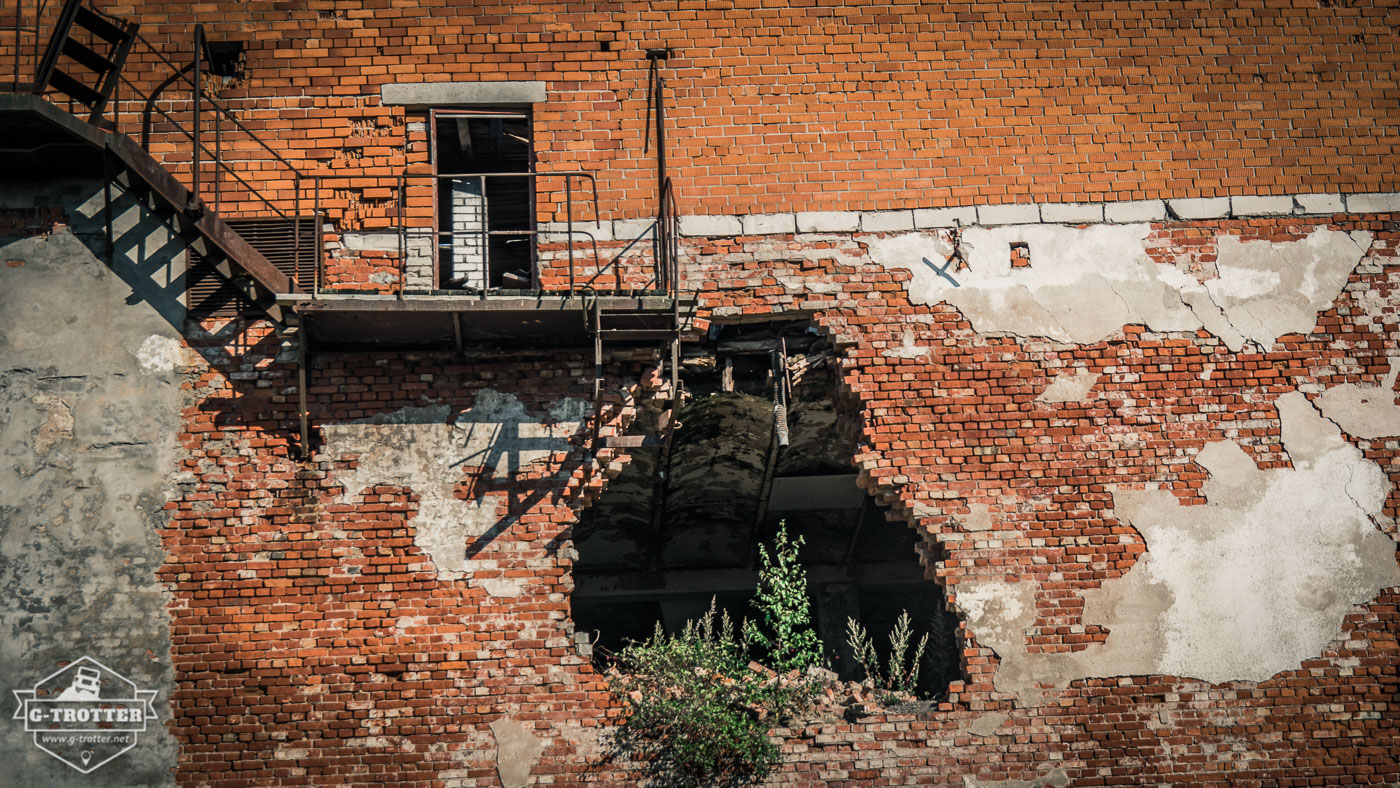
(845, 609), (929, 699)
(608, 600), (806, 786)
(743, 520), (823, 674)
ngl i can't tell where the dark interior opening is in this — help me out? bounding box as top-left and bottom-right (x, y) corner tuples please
(573, 321), (960, 696)
(434, 111), (533, 290)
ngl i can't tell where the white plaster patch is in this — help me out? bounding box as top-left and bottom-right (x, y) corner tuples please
(322, 391), (587, 578)
(957, 393), (1400, 696)
(1036, 370), (1099, 403)
(134, 334), (184, 373)
(479, 577), (527, 598)
(883, 330), (930, 359)
(1313, 358), (1400, 439)
(868, 225), (1371, 351)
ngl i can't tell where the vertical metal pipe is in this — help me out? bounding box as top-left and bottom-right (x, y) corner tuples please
(191, 24), (202, 201)
(397, 173), (405, 299)
(213, 103), (220, 212)
(479, 174), (487, 299)
(656, 74), (667, 292)
(565, 175), (574, 293)
(314, 176), (322, 295)
(12, 0), (20, 89)
(293, 174), (302, 288)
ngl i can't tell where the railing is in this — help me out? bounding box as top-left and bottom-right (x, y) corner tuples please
(3, 1), (323, 291)
(3, 0), (61, 93)
(399, 168), (680, 300)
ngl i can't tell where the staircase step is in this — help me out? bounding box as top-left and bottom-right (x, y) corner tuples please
(597, 329), (677, 341)
(47, 67), (103, 107)
(62, 37), (115, 75)
(74, 6), (130, 43)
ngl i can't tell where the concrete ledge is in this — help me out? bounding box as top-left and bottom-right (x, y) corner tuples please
(381, 81), (546, 107)
(631, 189), (1400, 243)
(796, 211), (858, 233)
(1105, 200), (1166, 223)
(741, 213), (797, 235)
(1231, 195), (1293, 216)
(977, 203), (1041, 225)
(679, 214), (742, 236)
(1295, 193), (1345, 214)
(914, 207), (976, 228)
(1041, 203), (1104, 223)
(860, 210), (914, 232)
(1347, 193), (1400, 213)
(1168, 197), (1230, 219)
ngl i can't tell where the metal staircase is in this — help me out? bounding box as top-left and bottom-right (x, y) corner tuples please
(31, 0), (137, 126)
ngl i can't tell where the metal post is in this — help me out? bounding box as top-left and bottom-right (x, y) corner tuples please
(479, 173), (487, 299)
(314, 176), (322, 294)
(213, 105), (220, 213)
(191, 24), (202, 201)
(397, 173), (405, 298)
(565, 175), (574, 293)
(297, 333), (310, 458)
(12, 0), (20, 90)
(294, 174), (302, 288)
(656, 76), (667, 291)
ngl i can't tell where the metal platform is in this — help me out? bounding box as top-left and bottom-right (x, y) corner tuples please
(281, 292), (686, 350)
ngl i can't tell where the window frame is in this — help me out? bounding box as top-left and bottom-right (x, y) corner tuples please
(428, 107), (536, 291)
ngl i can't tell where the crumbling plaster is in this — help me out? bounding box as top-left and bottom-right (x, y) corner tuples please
(867, 224), (1371, 352)
(320, 392), (588, 580)
(0, 179), (185, 786)
(955, 393), (1400, 698)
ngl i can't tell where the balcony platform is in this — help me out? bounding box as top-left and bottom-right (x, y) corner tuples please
(280, 291), (686, 350)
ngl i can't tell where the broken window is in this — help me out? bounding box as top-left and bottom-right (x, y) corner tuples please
(573, 322), (961, 696)
(433, 109), (533, 290)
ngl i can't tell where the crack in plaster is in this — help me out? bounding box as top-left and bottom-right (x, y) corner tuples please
(955, 393), (1400, 699)
(1314, 358), (1400, 439)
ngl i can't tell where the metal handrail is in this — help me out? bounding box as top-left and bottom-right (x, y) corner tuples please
(409, 170), (606, 297)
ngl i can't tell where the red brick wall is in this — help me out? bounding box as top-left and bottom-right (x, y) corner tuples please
(161, 213), (1400, 785)
(92, 0), (1399, 233)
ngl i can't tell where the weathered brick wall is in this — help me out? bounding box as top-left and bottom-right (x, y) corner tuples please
(89, 1), (1400, 238)
(157, 210), (1400, 786)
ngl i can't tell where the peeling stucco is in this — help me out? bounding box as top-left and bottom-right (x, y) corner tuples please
(957, 392), (1400, 697)
(1035, 370), (1099, 403)
(488, 718), (543, 788)
(1314, 358), (1400, 439)
(321, 392), (587, 578)
(867, 225), (1371, 351)
(1, 180), (185, 786)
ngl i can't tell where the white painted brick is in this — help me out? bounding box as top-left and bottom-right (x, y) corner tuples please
(976, 203), (1041, 225)
(1294, 193), (1345, 214)
(1104, 199), (1166, 223)
(795, 211), (859, 233)
(1040, 203), (1104, 223)
(913, 206), (976, 228)
(612, 218), (655, 241)
(1346, 192), (1400, 213)
(859, 210), (914, 233)
(1168, 197), (1230, 219)
(740, 213), (797, 235)
(678, 214), (741, 237)
(1230, 195), (1293, 216)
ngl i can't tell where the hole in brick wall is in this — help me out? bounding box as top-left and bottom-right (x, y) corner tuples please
(573, 320), (961, 695)
(1010, 241), (1031, 268)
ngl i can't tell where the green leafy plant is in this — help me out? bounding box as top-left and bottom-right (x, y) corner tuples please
(608, 600), (806, 786)
(845, 609), (929, 699)
(743, 520), (823, 674)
